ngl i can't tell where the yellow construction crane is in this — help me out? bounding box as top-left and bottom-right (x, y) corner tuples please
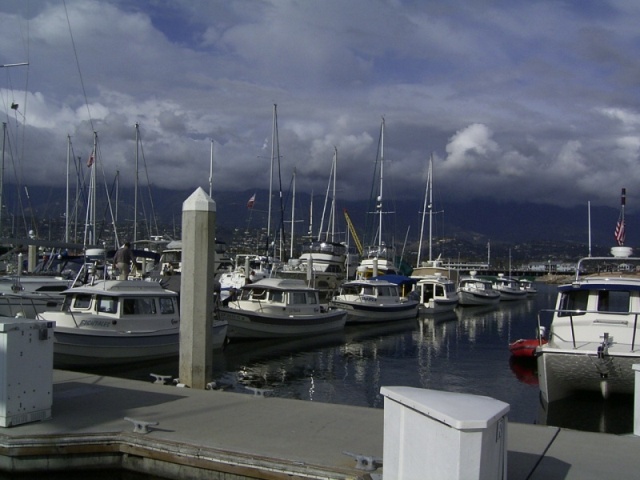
(343, 208), (364, 256)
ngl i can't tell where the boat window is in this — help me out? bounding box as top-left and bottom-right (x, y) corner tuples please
(73, 294), (92, 309)
(289, 292), (307, 305)
(270, 291), (284, 303)
(250, 288), (267, 300)
(597, 290), (629, 313)
(422, 284), (434, 301)
(159, 297), (175, 314)
(305, 292), (318, 304)
(122, 298), (157, 315)
(341, 285), (360, 295)
(435, 285), (445, 296)
(363, 286), (375, 296)
(558, 290), (589, 316)
(97, 296), (117, 313)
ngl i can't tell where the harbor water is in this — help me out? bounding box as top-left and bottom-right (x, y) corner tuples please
(85, 282), (634, 435)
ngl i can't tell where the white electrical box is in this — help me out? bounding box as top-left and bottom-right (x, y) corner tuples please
(381, 386), (510, 480)
(0, 319), (54, 427)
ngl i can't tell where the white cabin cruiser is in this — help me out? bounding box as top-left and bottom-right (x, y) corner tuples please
(330, 277), (418, 323)
(457, 273), (500, 307)
(37, 279), (227, 367)
(218, 278), (347, 339)
(492, 274), (527, 301)
(537, 249), (640, 403)
(411, 274), (459, 314)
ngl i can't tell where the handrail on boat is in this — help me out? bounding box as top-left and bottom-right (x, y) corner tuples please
(0, 292), (61, 319)
(538, 308), (640, 352)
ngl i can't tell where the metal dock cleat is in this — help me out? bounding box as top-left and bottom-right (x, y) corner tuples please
(150, 373), (172, 384)
(343, 451), (382, 471)
(124, 417), (159, 434)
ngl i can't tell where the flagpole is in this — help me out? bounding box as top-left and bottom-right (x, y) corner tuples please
(615, 188), (626, 246)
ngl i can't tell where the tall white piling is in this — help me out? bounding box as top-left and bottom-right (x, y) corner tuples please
(633, 364), (640, 436)
(179, 188), (216, 389)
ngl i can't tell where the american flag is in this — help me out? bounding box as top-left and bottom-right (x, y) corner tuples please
(615, 216), (625, 245)
(246, 193), (256, 209)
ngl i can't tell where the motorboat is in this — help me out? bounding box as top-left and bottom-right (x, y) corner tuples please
(492, 274), (527, 301)
(218, 254), (275, 301)
(0, 258), (80, 317)
(330, 278), (418, 323)
(277, 241), (348, 301)
(457, 273), (500, 307)
(410, 274), (459, 314)
(518, 278), (538, 295)
(218, 278), (347, 340)
(537, 249), (640, 403)
(158, 239), (234, 276)
(37, 279), (227, 367)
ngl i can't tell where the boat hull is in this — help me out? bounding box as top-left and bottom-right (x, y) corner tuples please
(219, 307), (347, 339)
(52, 327), (180, 367)
(537, 346), (638, 404)
(418, 297), (458, 315)
(458, 291), (500, 307)
(330, 300), (418, 323)
(497, 289), (527, 301)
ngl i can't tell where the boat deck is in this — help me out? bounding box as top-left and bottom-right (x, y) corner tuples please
(0, 369), (638, 479)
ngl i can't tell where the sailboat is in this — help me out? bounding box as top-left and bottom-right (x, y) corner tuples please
(355, 118), (400, 280)
(277, 147), (348, 300)
(219, 105), (282, 300)
(410, 154), (458, 313)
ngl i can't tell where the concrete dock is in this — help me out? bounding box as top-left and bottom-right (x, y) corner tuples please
(0, 370), (638, 479)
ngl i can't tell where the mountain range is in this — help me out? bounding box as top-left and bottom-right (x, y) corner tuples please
(7, 185), (631, 262)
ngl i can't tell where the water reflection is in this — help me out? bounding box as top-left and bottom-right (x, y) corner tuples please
(80, 283), (634, 434)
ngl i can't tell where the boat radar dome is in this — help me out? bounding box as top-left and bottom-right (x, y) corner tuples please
(611, 246), (633, 258)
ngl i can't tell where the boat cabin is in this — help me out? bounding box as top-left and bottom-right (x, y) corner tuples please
(61, 281), (179, 318)
(240, 284), (321, 306)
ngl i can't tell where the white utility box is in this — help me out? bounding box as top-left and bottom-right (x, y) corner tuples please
(0, 319), (54, 427)
(380, 386), (509, 480)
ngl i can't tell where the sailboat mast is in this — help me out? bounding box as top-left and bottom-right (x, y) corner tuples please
(209, 139), (214, 197)
(84, 131), (97, 246)
(65, 134), (70, 243)
(134, 123), (139, 244)
(377, 118), (385, 252)
(0, 122), (6, 237)
(428, 154), (433, 263)
(331, 147), (337, 242)
(417, 155), (430, 267)
(290, 168), (296, 259)
(267, 104), (276, 248)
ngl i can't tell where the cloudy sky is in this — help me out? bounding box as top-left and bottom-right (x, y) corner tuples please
(1, 0), (639, 215)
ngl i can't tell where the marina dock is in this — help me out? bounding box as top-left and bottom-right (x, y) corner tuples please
(0, 369), (637, 479)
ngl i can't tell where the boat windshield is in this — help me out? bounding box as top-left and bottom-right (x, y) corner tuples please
(558, 290), (589, 316)
(288, 291), (318, 305)
(597, 290), (630, 313)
